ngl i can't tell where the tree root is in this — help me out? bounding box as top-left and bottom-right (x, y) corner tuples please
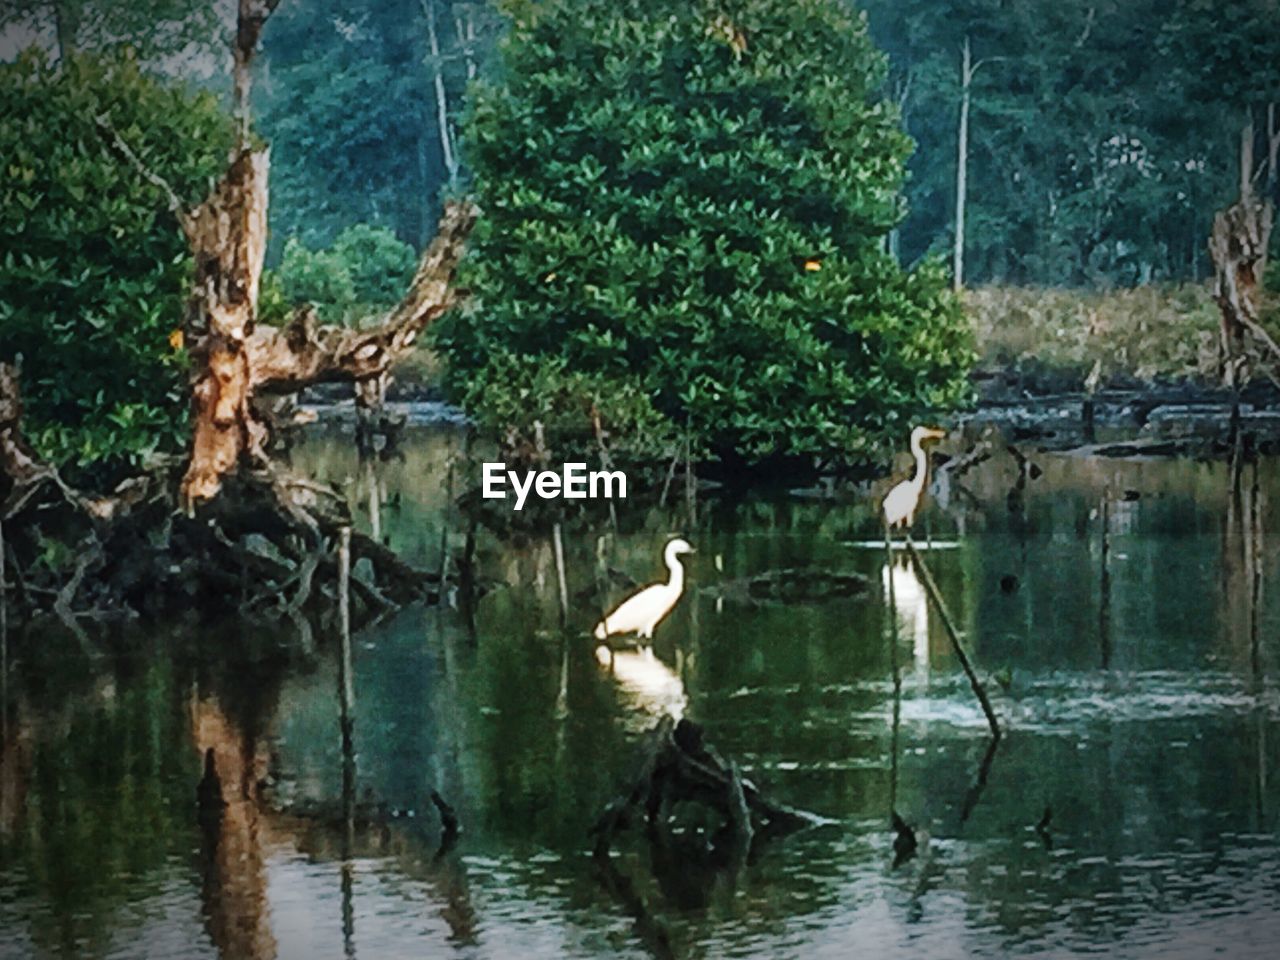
(3, 366), (467, 635)
(591, 716), (821, 860)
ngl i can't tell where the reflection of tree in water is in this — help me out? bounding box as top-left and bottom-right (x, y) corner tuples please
(1220, 442), (1265, 676)
(0, 649), (198, 956)
(193, 694), (277, 960)
(1220, 443), (1271, 833)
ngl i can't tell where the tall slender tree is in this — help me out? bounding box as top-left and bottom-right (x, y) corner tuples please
(0, 0), (223, 62)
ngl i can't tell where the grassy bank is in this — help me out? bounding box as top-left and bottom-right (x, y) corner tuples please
(393, 284), (1260, 402)
(966, 285), (1224, 390)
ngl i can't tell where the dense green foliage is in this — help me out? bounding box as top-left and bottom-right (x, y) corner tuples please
(249, 0), (1280, 291)
(862, 0), (1280, 286)
(434, 0), (973, 468)
(276, 224), (418, 324)
(258, 0), (500, 251)
(0, 52), (233, 468)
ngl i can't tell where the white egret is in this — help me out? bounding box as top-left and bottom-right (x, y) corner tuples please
(593, 537), (694, 640)
(882, 426), (948, 530)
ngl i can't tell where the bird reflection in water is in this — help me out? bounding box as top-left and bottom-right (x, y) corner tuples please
(883, 557), (931, 677)
(595, 645), (687, 721)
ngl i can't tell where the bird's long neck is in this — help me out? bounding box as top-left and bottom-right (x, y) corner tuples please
(909, 435), (929, 493)
(665, 553), (685, 593)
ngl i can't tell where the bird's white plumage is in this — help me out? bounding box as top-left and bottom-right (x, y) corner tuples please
(593, 538), (694, 640)
(882, 426), (947, 530)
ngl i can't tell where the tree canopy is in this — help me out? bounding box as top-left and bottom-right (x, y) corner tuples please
(257, 0), (500, 251)
(0, 51), (234, 470)
(0, 0), (224, 63)
(432, 0), (973, 470)
(862, 0), (1280, 287)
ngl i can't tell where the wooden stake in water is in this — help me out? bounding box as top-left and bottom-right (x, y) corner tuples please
(337, 527), (356, 790)
(1099, 496), (1112, 669)
(1250, 460), (1264, 681)
(592, 407), (619, 532)
(659, 446), (679, 509)
(904, 536), (1001, 739)
(552, 522), (570, 629)
(1, 518), (7, 745)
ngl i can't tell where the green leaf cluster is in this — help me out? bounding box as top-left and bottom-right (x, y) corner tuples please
(275, 224), (418, 325)
(0, 51), (234, 472)
(434, 0), (973, 470)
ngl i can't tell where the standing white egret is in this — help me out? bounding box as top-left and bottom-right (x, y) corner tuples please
(593, 537), (694, 640)
(882, 426), (947, 530)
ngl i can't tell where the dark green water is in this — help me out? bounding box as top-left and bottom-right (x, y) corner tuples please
(2, 427), (1278, 958)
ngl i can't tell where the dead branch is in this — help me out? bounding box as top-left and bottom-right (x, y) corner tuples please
(94, 114), (191, 227)
(2, 364), (55, 486)
(180, 197), (476, 509)
(1211, 117), (1277, 384)
(234, 1), (283, 140)
(52, 536), (103, 656)
(248, 201), (477, 395)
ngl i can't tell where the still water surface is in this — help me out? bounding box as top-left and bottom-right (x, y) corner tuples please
(1, 426), (1278, 958)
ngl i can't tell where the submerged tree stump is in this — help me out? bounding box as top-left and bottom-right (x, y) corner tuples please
(590, 717), (820, 861)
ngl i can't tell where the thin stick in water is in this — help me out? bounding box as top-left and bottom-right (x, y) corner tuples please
(684, 435), (696, 527)
(592, 407), (619, 532)
(552, 522), (570, 628)
(1, 518), (7, 746)
(904, 535), (1001, 739)
(337, 527), (357, 786)
(1250, 460), (1263, 680)
(1099, 496), (1112, 669)
(658, 447), (679, 508)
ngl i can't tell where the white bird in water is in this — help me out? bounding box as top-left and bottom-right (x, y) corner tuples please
(882, 426), (947, 530)
(593, 537), (694, 640)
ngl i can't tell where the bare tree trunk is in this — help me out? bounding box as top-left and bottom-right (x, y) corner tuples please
(1210, 117), (1276, 385)
(455, 5), (478, 81)
(954, 37), (971, 292)
(1268, 102), (1279, 202)
(172, 0), (477, 508)
(51, 0), (79, 62)
(424, 0), (460, 186)
(181, 148), (273, 506)
(233, 1), (281, 144)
